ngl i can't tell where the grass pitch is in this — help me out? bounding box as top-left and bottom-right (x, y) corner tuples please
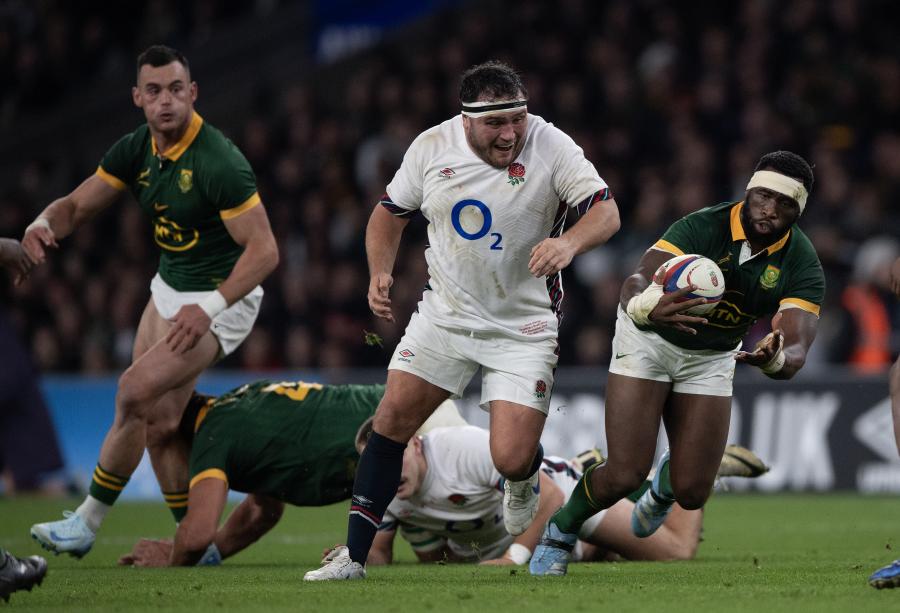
(1, 495), (896, 611)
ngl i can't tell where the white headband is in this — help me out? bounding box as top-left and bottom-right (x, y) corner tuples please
(746, 170), (808, 213)
(461, 98), (527, 118)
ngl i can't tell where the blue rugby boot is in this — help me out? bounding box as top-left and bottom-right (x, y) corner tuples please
(529, 522), (578, 576)
(30, 511), (95, 559)
(869, 559), (900, 589)
(631, 449), (675, 538)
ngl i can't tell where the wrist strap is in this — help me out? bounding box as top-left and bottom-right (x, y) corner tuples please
(760, 347), (786, 374)
(198, 290), (228, 319)
(26, 217), (51, 233)
(196, 543), (222, 566)
(506, 543), (532, 565)
(626, 283), (664, 326)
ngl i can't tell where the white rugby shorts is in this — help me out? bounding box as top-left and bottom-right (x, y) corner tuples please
(387, 312), (559, 414)
(150, 273), (263, 356)
(608, 306), (739, 397)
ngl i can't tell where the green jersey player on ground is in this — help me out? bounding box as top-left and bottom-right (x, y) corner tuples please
(116, 381), (466, 567)
(25, 45), (279, 558)
(531, 151), (825, 576)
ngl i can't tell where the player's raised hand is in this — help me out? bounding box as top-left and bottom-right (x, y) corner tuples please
(736, 329), (784, 366)
(0, 238), (35, 284)
(648, 285), (709, 335)
(21, 218), (59, 265)
(166, 304), (212, 354)
(368, 272), (394, 322)
(529, 236), (577, 277)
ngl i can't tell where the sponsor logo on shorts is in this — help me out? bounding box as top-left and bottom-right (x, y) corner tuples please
(615, 352), (630, 359)
(439, 167), (455, 178)
(534, 379), (547, 399)
(397, 348), (415, 362)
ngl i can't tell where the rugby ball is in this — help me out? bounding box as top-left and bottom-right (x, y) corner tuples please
(652, 254), (724, 315)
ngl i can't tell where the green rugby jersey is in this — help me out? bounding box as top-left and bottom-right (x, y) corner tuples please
(189, 381), (383, 506)
(96, 112), (260, 291)
(649, 201), (825, 351)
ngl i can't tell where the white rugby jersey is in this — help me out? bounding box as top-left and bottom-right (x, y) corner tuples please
(384, 114), (610, 340)
(380, 426), (589, 560)
(381, 426), (508, 559)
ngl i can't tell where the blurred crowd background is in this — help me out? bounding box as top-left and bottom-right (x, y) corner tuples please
(1, 0), (898, 375)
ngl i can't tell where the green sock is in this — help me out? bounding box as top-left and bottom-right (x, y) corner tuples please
(163, 490), (189, 522)
(551, 464), (603, 534)
(88, 464), (129, 506)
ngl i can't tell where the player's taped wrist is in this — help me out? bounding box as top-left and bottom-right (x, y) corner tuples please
(506, 543), (532, 565)
(759, 347), (786, 375)
(26, 217), (51, 234)
(625, 283), (664, 326)
(196, 543), (222, 566)
(198, 290), (228, 319)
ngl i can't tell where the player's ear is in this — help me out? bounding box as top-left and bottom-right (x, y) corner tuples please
(190, 81), (198, 103)
(132, 86), (142, 108)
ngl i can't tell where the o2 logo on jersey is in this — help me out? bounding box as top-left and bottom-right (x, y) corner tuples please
(450, 199), (502, 250)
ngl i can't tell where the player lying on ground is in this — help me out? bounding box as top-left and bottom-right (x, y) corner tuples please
(351, 422), (767, 567)
(117, 380), (465, 566)
(531, 151), (824, 576)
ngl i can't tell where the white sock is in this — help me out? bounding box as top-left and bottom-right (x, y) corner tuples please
(75, 496), (109, 533)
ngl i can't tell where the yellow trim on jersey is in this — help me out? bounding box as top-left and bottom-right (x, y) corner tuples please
(730, 202), (791, 255)
(194, 398), (216, 433)
(652, 239), (685, 256)
(780, 297), (821, 316)
(190, 469), (228, 489)
(220, 192), (261, 220)
(151, 112), (204, 161)
(95, 166), (127, 191)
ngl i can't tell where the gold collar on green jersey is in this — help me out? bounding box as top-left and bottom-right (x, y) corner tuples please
(729, 202), (791, 256)
(151, 112), (204, 161)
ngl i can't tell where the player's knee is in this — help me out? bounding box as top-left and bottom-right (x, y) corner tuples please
(492, 449), (532, 481)
(116, 370), (156, 420)
(672, 485), (709, 511)
(603, 464), (648, 499)
(372, 405), (420, 442)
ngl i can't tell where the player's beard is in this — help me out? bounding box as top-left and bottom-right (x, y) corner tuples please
(740, 203), (793, 247)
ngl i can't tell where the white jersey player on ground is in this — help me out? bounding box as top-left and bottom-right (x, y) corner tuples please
(305, 60), (620, 581)
(350, 424), (762, 567)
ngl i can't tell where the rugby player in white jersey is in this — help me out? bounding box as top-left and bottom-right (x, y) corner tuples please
(347, 423), (765, 567)
(305, 60), (620, 580)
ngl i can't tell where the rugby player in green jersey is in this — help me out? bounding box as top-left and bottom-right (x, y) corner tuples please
(23, 45), (279, 558)
(115, 381), (466, 567)
(531, 151), (825, 576)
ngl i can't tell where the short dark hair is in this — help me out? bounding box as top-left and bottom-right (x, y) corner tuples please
(136, 45), (190, 79)
(459, 60), (527, 104)
(754, 151), (814, 193)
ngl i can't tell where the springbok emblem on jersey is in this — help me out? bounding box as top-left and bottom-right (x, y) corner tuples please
(178, 169), (193, 193)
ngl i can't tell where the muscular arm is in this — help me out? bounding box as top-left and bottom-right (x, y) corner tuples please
(217, 204), (279, 305)
(165, 203), (278, 353)
(766, 308), (818, 380)
(170, 478), (228, 566)
(619, 248), (673, 310)
(213, 493), (284, 559)
(529, 199), (621, 277)
(481, 471), (564, 565)
(365, 205), (411, 322)
(621, 248), (707, 333)
(367, 528), (396, 566)
(21, 175), (121, 264)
